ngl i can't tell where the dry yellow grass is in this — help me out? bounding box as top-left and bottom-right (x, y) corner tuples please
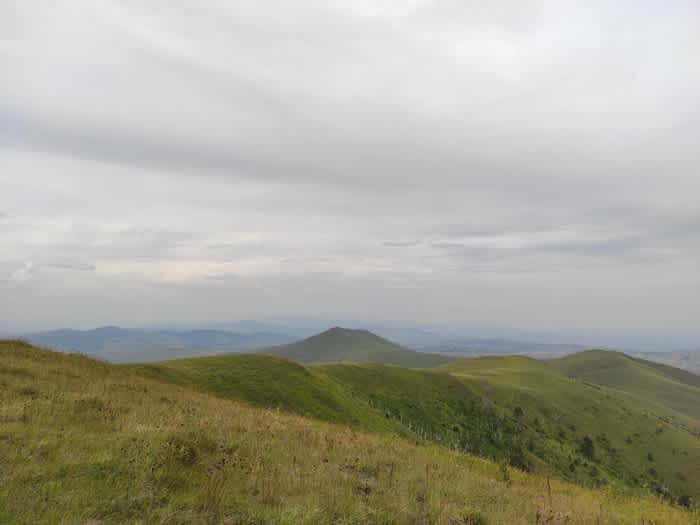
(1, 340), (698, 524)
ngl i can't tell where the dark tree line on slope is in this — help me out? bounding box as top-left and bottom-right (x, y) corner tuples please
(366, 394), (693, 507)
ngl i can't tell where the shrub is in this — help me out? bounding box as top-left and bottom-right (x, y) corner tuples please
(678, 494), (692, 508)
(508, 446), (530, 472)
(580, 436), (595, 460)
(498, 459), (511, 483)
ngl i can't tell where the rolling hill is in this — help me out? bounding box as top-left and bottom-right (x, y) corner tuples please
(135, 349), (700, 503)
(134, 356), (525, 466)
(257, 326), (454, 367)
(1, 339), (696, 524)
(552, 349), (700, 423)
(135, 353), (406, 433)
(442, 355), (700, 499)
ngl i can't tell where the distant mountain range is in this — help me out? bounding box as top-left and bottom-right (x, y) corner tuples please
(258, 326), (454, 368)
(23, 326), (295, 363)
(19, 324), (592, 365)
(19, 322), (697, 367)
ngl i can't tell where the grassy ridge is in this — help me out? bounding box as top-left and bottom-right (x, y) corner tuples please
(258, 327), (454, 367)
(552, 350), (700, 422)
(1, 340), (697, 524)
(135, 353), (405, 434)
(631, 357), (700, 389)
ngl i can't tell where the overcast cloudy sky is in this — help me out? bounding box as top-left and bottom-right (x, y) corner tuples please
(1, 1), (699, 339)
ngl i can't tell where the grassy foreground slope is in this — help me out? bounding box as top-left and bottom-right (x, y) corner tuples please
(552, 350), (700, 423)
(258, 327), (453, 367)
(1, 340), (697, 525)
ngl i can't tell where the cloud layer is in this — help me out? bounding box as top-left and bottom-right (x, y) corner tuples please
(1, 1), (699, 338)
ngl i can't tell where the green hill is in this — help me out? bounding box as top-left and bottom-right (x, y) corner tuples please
(2, 340), (696, 524)
(135, 350), (700, 503)
(634, 357), (700, 389)
(258, 327), (454, 367)
(442, 355), (700, 499)
(552, 349), (700, 423)
(137, 355), (528, 467)
(135, 353), (405, 433)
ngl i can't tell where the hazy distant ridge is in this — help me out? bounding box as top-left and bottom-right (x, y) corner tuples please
(24, 326), (295, 363)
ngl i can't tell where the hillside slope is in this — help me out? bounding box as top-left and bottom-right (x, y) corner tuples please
(135, 354), (406, 433)
(552, 350), (700, 423)
(259, 327), (454, 367)
(137, 351), (700, 502)
(1, 340), (695, 524)
(442, 356), (700, 499)
(137, 356), (527, 467)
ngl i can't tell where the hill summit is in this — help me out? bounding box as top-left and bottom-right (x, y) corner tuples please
(258, 326), (453, 367)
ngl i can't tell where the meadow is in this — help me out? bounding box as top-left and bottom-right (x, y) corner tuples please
(1, 340), (699, 524)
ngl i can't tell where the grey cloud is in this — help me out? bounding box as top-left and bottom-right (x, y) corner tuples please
(1, 260), (95, 284)
(54, 228), (199, 261)
(6, 261), (36, 283)
(6, 110), (294, 183)
(659, 213), (700, 239)
(204, 273), (241, 282)
(1, 0), (699, 338)
(431, 234), (647, 267)
(382, 241), (422, 248)
(431, 223), (556, 239)
(45, 261), (96, 272)
(533, 237), (644, 256)
(5, 106), (598, 198)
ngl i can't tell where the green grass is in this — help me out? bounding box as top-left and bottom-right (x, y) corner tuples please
(443, 356), (700, 499)
(135, 353), (405, 433)
(135, 350), (700, 504)
(632, 357), (700, 389)
(316, 363), (529, 464)
(258, 327), (454, 367)
(552, 350), (700, 422)
(2, 340), (698, 524)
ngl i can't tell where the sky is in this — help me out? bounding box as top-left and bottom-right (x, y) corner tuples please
(1, 1), (699, 341)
